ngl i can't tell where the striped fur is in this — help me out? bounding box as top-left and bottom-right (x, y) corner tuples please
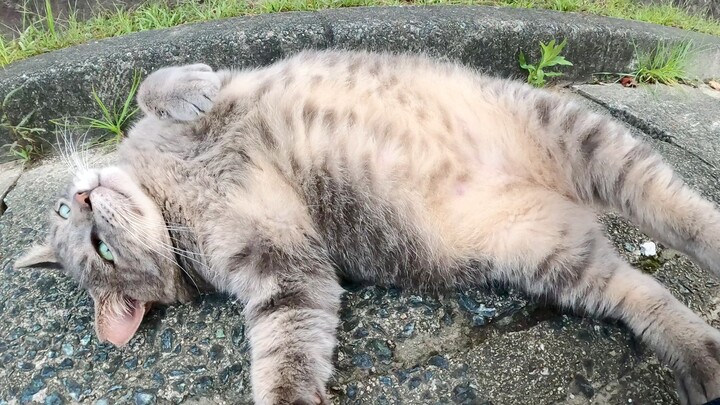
(17, 50), (720, 404)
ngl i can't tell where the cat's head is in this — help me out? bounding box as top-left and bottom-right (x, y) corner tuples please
(15, 166), (198, 346)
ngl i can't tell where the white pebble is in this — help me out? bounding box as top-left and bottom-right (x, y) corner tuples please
(640, 241), (656, 256)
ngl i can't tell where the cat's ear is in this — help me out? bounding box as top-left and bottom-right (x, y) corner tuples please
(91, 291), (147, 347)
(14, 244), (63, 270)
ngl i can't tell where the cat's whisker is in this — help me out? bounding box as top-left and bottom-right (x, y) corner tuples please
(112, 208), (204, 293)
(117, 208), (194, 232)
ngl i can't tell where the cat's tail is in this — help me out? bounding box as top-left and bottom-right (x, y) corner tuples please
(534, 91), (720, 277)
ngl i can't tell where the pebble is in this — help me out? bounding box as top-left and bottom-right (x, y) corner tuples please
(40, 365), (56, 379)
(352, 353), (374, 369)
(61, 343), (74, 356)
(80, 335), (91, 346)
(160, 329), (175, 352)
(427, 355), (449, 369)
(209, 344), (224, 360)
(44, 392), (64, 405)
(124, 356), (138, 370)
(63, 379), (83, 401)
(346, 384), (358, 399)
(58, 358), (74, 370)
(640, 241), (657, 256)
(401, 322), (415, 337)
(366, 339), (392, 361)
(134, 391), (155, 405)
(215, 329), (225, 339)
(192, 376), (213, 395)
(452, 383), (477, 403)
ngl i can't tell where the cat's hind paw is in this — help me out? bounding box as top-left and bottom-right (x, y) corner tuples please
(138, 64), (220, 121)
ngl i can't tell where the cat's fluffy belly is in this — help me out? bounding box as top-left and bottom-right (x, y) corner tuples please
(17, 50), (720, 405)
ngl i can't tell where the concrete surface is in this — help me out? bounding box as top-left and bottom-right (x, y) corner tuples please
(2, 78), (720, 403)
(1, 5), (720, 162)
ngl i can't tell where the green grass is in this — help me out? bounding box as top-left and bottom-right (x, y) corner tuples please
(0, 0), (718, 68)
(75, 70), (142, 143)
(632, 40), (694, 84)
(1, 87), (46, 162)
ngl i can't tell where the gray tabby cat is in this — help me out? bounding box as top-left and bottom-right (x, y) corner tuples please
(15, 49), (720, 405)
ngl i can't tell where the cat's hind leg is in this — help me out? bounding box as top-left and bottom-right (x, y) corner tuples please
(445, 185), (720, 404)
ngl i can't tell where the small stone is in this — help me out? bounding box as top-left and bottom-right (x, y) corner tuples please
(209, 344), (224, 361)
(351, 353), (374, 369)
(44, 392), (64, 405)
(401, 322), (415, 337)
(427, 355), (449, 369)
(20, 376), (44, 403)
(17, 361), (34, 371)
(143, 354), (158, 368)
(353, 328), (369, 338)
(623, 242), (635, 252)
(231, 326), (244, 347)
(192, 376), (213, 395)
(660, 249), (679, 261)
(458, 294), (478, 312)
(160, 329), (175, 352)
(61, 343), (74, 356)
(572, 374), (595, 399)
(476, 304), (496, 318)
(378, 376), (392, 386)
(134, 390), (155, 405)
(408, 376), (422, 389)
(80, 335), (91, 346)
(640, 241), (657, 256)
(124, 356), (138, 370)
(63, 379), (83, 402)
(215, 329), (225, 339)
(151, 373), (165, 386)
(346, 384), (358, 399)
(95, 399), (110, 405)
(40, 366), (57, 379)
(366, 339), (393, 361)
(58, 358), (74, 370)
(189, 345), (202, 356)
(471, 314), (487, 327)
(452, 383), (477, 403)
(169, 370), (186, 378)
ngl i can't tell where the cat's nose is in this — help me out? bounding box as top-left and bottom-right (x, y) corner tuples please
(75, 191), (92, 210)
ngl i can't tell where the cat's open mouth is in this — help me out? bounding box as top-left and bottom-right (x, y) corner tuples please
(96, 295), (151, 347)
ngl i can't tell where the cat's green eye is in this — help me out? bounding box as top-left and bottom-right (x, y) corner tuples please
(57, 203), (71, 219)
(97, 241), (114, 262)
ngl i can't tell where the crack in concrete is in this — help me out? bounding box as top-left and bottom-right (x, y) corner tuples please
(574, 87), (719, 172)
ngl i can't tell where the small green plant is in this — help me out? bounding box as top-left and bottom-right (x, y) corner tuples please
(632, 41), (693, 85)
(78, 70), (142, 143)
(518, 38), (573, 87)
(552, 0), (579, 11)
(1, 87), (46, 162)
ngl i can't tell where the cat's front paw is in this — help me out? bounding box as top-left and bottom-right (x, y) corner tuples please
(137, 64), (220, 121)
(674, 328), (720, 405)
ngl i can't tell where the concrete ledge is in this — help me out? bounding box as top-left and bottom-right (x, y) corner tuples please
(0, 5), (719, 160)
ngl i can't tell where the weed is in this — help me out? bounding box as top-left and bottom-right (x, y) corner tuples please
(77, 70), (142, 143)
(518, 38), (573, 87)
(633, 41), (693, 84)
(0, 87), (46, 162)
(552, 0), (579, 12)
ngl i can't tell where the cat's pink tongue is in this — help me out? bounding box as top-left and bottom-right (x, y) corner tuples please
(100, 300), (146, 347)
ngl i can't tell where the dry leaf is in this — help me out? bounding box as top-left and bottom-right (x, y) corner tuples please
(709, 80), (720, 91)
(620, 76), (638, 88)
